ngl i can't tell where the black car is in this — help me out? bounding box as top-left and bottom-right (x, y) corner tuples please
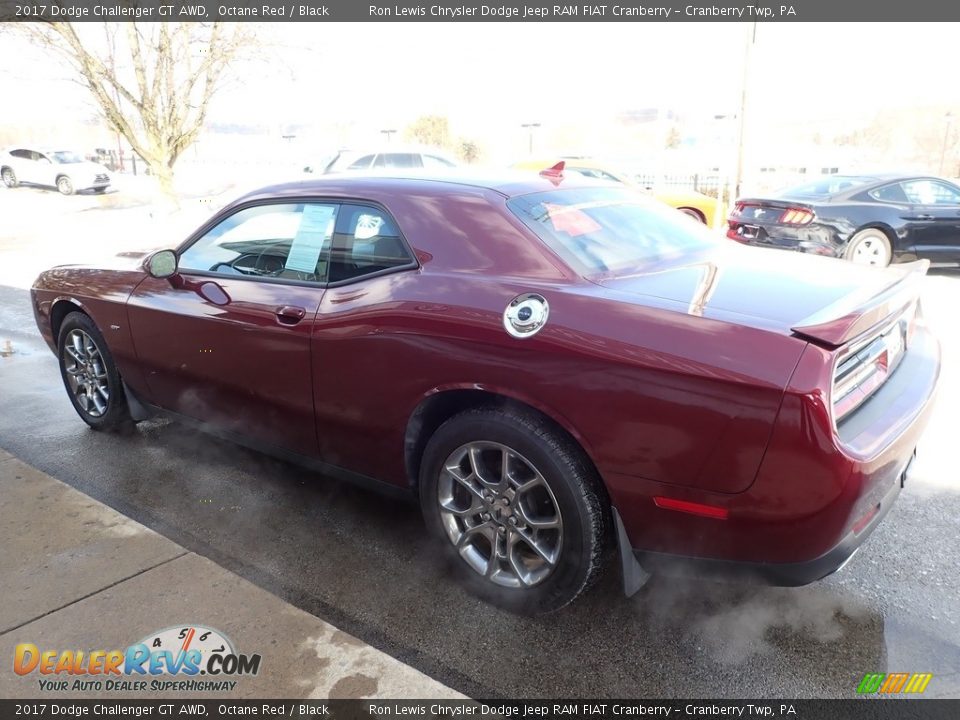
(727, 174), (960, 267)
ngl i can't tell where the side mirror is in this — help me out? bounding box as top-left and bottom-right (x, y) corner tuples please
(303, 166), (313, 174)
(146, 249), (178, 279)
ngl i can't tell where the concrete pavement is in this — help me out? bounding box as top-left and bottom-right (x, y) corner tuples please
(0, 450), (465, 700)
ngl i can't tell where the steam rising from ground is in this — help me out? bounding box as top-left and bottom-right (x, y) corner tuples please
(637, 578), (875, 666)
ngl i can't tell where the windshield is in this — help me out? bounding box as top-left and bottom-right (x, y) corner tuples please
(50, 151), (86, 164)
(775, 176), (872, 198)
(507, 187), (717, 277)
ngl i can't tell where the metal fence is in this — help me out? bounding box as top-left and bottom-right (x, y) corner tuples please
(634, 173), (724, 197)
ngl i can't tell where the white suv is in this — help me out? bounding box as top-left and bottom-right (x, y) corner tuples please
(1, 147), (111, 195)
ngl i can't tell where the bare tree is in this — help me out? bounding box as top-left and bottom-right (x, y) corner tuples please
(16, 20), (255, 199)
(455, 139), (482, 164)
(404, 115), (452, 149)
(664, 124), (682, 150)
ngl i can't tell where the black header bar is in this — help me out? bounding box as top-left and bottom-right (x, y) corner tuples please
(0, 0), (958, 22)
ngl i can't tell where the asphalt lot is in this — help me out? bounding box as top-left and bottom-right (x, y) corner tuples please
(1, 184), (959, 699)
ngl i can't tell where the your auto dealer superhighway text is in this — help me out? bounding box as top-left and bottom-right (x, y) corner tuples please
(367, 5), (788, 18)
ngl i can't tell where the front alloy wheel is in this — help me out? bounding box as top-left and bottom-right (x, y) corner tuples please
(62, 329), (111, 417)
(57, 311), (133, 431)
(438, 441), (563, 588)
(57, 176), (75, 195)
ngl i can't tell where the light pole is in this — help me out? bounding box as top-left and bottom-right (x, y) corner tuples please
(380, 129), (396, 144)
(521, 122), (541, 155)
(712, 114), (737, 229)
(939, 112), (954, 176)
(734, 22), (757, 199)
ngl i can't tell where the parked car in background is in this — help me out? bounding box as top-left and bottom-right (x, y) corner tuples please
(512, 157), (721, 226)
(31, 170), (939, 613)
(304, 146), (459, 175)
(727, 174), (960, 267)
(1, 147), (111, 195)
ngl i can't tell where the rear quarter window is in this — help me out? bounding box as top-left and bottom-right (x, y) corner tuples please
(507, 187), (717, 276)
(869, 183), (909, 204)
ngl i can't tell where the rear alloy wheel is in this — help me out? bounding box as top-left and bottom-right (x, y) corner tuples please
(57, 175), (75, 195)
(58, 312), (133, 432)
(1, 167), (17, 188)
(437, 441), (564, 589)
(420, 408), (609, 614)
(845, 229), (892, 267)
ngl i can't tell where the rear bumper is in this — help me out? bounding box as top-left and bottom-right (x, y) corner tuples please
(620, 455), (909, 589)
(727, 220), (841, 257)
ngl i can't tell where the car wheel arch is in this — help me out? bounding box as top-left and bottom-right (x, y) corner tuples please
(50, 298), (89, 339)
(403, 386), (601, 493)
(677, 206), (707, 224)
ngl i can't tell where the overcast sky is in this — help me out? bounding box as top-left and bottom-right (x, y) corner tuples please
(2, 21), (957, 145)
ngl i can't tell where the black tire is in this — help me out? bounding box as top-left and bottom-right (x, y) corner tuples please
(1, 167), (17, 188)
(844, 228), (892, 267)
(678, 207), (706, 224)
(57, 312), (134, 432)
(57, 175), (75, 196)
(419, 407), (610, 614)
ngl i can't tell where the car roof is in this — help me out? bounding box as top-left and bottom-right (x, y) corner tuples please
(233, 169), (612, 205)
(838, 173), (959, 197)
(332, 146), (458, 159)
(5, 147), (75, 155)
(771, 173), (938, 201)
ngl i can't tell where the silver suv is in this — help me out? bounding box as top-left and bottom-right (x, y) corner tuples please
(305, 147), (458, 175)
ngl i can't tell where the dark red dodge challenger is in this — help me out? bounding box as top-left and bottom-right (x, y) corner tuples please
(31, 169), (941, 613)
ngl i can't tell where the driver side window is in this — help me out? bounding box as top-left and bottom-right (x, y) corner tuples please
(179, 203), (337, 283)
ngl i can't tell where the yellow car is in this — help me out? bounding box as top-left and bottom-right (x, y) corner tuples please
(511, 158), (722, 227)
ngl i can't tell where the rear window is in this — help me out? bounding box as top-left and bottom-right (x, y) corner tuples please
(507, 187), (716, 276)
(375, 153), (422, 169)
(775, 176), (872, 198)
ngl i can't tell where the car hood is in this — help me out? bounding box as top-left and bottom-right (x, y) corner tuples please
(60, 161), (109, 176)
(44, 250), (153, 276)
(652, 188), (714, 204)
(594, 243), (912, 340)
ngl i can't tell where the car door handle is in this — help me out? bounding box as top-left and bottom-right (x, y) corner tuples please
(275, 305), (306, 324)
(913, 214), (936, 220)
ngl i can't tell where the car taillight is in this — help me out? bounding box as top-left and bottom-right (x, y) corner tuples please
(726, 224), (747, 242)
(832, 308), (912, 423)
(779, 208), (815, 225)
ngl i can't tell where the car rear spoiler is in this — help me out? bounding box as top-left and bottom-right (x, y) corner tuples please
(791, 260), (929, 348)
(736, 197), (815, 209)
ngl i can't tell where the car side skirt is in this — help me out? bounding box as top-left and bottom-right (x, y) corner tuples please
(130, 391), (416, 504)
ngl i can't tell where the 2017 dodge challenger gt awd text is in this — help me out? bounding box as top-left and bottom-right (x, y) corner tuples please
(30, 168), (940, 613)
